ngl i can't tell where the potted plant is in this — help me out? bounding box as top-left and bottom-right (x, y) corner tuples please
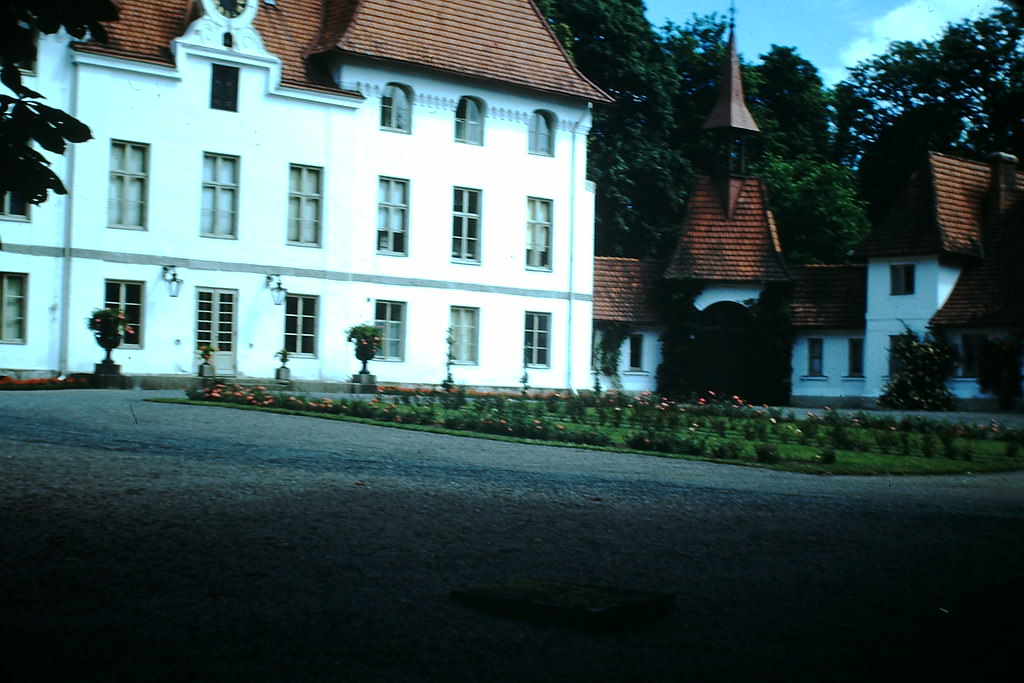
(346, 324), (383, 374)
(197, 344), (217, 377)
(88, 307), (134, 369)
(274, 348), (291, 381)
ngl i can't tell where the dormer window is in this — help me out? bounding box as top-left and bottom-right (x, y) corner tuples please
(890, 264), (915, 296)
(211, 64), (239, 111)
(455, 97), (484, 145)
(528, 110), (555, 156)
(381, 83), (412, 132)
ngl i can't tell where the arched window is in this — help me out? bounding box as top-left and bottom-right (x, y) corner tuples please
(528, 110), (555, 156)
(380, 83), (412, 132)
(454, 96), (484, 145)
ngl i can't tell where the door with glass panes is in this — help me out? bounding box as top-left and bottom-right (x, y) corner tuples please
(196, 288), (236, 375)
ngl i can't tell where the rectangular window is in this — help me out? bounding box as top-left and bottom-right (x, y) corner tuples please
(104, 280), (143, 347)
(452, 187), (481, 262)
(888, 335), (904, 376)
(628, 333), (644, 371)
(375, 300), (405, 360)
(960, 333), (986, 377)
(201, 153), (239, 237)
(526, 197), (552, 270)
(284, 294), (317, 356)
(890, 264), (915, 295)
(211, 64), (239, 112)
(524, 311), (551, 368)
(108, 140), (148, 229)
(807, 338), (824, 376)
(1, 273), (26, 342)
(377, 177), (408, 255)
(449, 306), (479, 364)
(287, 165), (322, 245)
(0, 191), (28, 220)
(847, 338), (864, 377)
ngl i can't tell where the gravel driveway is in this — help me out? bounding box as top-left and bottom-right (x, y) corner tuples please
(1, 390), (1022, 682)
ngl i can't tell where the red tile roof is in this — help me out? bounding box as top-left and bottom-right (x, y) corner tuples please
(593, 257), (661, 324)
(664, 176), (789, 283)
(320, 0), (612, 102)
(789, 264), (866, 329)
(856, 152), (986, 259)
(75, 0), (611, 101)
(931, 164), (1024, 327)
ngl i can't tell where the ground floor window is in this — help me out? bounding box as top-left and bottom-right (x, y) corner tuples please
(375, 300), (405, 360)
(847, 338), (864, 377)
(104, 280), (143, 346)
(1, 273), (26, 342)
(524, 311), (550, 368)
(807, 338), (824, 376)
(959, 333), (986, 377)
(284, 294), (317, 356)
(628, 333), (644, 371)
(449, 306), (478, 364)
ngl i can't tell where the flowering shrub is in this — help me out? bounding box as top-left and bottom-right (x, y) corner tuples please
(88, 307), (134, 336)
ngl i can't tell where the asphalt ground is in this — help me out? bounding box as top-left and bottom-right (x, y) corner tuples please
(1, 390), (1023, 682)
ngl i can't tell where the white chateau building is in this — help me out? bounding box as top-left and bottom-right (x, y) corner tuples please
(1, 0), (611, 390)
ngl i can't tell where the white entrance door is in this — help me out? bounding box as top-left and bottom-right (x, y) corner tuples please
(197, 288), (237, 376)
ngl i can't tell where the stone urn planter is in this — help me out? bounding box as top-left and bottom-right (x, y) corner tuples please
(355, 343), (375, 374)
(197, 345), (217, 377)
(347, 324), (383, 375)
(87, 307), (133, 388)
(274, 348), (291, 382)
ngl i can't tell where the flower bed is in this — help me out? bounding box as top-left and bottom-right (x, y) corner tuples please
(0, 376), (91, 390)
(180, 384), (1024, 474)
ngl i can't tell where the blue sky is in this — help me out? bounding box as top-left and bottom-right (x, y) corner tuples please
(643, 0), (1006, 84)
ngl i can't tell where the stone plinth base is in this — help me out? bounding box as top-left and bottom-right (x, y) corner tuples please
(347, 373), (377, 394)
(92, 362), (131, 389)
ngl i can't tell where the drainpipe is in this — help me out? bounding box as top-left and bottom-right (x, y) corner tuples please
(565, 102), (591, 391)
(58, 50), (79, 376)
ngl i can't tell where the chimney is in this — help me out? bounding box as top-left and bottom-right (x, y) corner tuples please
(989, 152), (1019, 212)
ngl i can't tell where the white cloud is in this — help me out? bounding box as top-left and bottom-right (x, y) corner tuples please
(838, 0), (1003, 70)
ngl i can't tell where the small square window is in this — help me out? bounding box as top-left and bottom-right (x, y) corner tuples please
(211, 64), (239, 112)
(890, 264), (915, 296)
(0, 191), (29, 221)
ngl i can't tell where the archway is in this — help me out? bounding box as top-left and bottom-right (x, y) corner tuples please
(690, 301), (760, 402)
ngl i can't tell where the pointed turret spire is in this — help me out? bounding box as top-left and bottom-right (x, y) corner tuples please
(702, 27), (759, 134)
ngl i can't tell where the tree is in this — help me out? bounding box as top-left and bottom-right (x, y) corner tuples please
(747, 46), (869, 262)
(0, 0), (119, 208)
(831, 7), (1024, 220)
(537, 0), (690, 258)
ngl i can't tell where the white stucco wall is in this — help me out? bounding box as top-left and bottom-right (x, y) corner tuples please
(594, 325), (662, 394)
(1, 21), (597, 390)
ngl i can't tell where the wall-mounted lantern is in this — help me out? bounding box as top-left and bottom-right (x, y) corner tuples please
(162, 265), (183, 298)
(266, 274), (287, 305)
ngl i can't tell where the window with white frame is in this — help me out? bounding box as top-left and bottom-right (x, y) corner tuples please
(847, 338), (864, 377)
(287, 164), (322, 245)
(888, 335), (905, 376)
(375, 300), (405, 360)
(1, 273), (26, 342)
(455, 97), (484, 145)
(890, 264), (915, 295)
(0, 191), (28, 220)
(449, 306), (479, 364)
(452, 187), (481, 262)
(807, 338), (824, 376)
(104, 280), (143, 347)
(377, 177), (408, 255)
(524, 311), (551, 368)
(201, 152), (239, 237)
(528, 110), (555, 156)
(380, 83), (412, 132)
(526, 197), (552, 270)
(628, 333), (644, 371)
(108, 141), (148, 229)
(284, 294), (317, 356)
